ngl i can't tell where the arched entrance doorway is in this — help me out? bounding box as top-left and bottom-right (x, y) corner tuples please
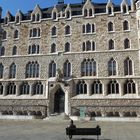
(54, 88), (65, 113)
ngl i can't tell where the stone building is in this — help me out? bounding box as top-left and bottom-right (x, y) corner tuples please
(0, 0), (140, 119)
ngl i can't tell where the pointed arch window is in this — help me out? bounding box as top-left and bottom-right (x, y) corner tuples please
(108, 58), (117, 76)
(82, 25), (85, 33)
(36, 14), (40, 21)
(6, 82), (16, 95)
(32, 82), (43, 95)
(52, 26), (57, 36)
(86, 23), (91, 33)
(81, 59), (96, 76)
(0, 83), (3, 95)
(124, 80), (136, 94)
(66, 11), (70, 19)
(0, 47), (5, 56)
(63, 60), (71, 77)
(12, 46), (17, 55)
(92, 80), (102, 94)
(82, 41), (95, 51)
(76, 80), (87, 94)
(52, 12), (57, 20)
(65, 42), (70, 52)
(124, 57), (133, 75)
(122, 5), (127, 14)
(49, 61), (56, 77)
(16, 16), (20, 23)
(28, 44), (39, 54)
(9, 63), (16, 78)
(124, 38), (130, 49)
(2, 30), (7, 40)
(20, 82), (30, 95)
(108, 22), (113, 32)
(14, 30), (19, 39)
(32, 14), (35, 21)
(123, 20), (129, 31)
(108, 7), (112, 15)
(109, 39), (114, 50)
(84, 9), (88, 17)
(108, 80), (119, 94)
(51, 43), (56, 53)
(65, 25), (71, 35)
(25, 61), (39, 78)
(0, 63), (4, 79)
(89, 9), (93, 16)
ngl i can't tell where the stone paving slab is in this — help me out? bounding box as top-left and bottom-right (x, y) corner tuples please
(0, 119), (139, 140)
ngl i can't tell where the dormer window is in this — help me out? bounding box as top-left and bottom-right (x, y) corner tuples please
(16, 16), (20, 23)
(65, 25), (71, 35)
(89, 9), (93, 16)
(4, 17), (8, 24)
(84, 9), (88, 17)
(2, 30), (7, 40)
(53, 12), (57, 20)
(32, 14), (35, 21)
(108, 7), (112, 15)
(36, 14), (40, 21)
(14, 30), (19, 39)
(66, 11), (70, 19)
(123, 5), (127, 14)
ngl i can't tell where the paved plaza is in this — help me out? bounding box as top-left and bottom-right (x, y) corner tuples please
(0, 119), (139, 140)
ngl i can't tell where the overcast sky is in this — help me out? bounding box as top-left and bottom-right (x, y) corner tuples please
(0, 0), (129, 17)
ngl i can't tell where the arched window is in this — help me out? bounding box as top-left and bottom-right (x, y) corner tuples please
(108, 58), (117, 76)
(66, 11), (70, 18)
(14, 30), (19, 39)
(25, 61), (39, 78)
(123, 20), (129, 31)
(53, 12), (57, 20)
(12, 46), (17, 55)
(52, 26), (57, 36)
(124, 38), (130, 49)
(0, 83), (3, 95)
(89, 9), (93, 16)
(33, 28), (37, 37)
(86, 41), (91, 51)
(32, 14), (35, 21)
(109, 39), (114, 50)
(84, 9), (88, 17)
(124, 80), (136, 94)
(108, 22), (113, 31)
(32, 82), (43, 95)
(83, 41), (95, 51)
(51, 43), (56, 53)
(65, 42), (70, 52)
(49, 61), (56, 77)
(92, 80), (102, 94)
(82, 25), (85, 33)
(6, 82), (16, 95)
(28, 44), (39, 54)
(9, 63), (16, 78)
(108, 80), (119, 94)
(81, 59), (96, 76)
(65, 25), (70, 35)
(63, 60), (71, 77)
(108, 7), (112, 15)
(123, 5), (127, 14)
(86, 23), (91, 33)
(16, 16), (20, 23)
(4, 17), (8, 24)
(124, 57), (133, 75)
(0, 47), (5, 56)
(0, 63), (4, 79)
(76, 80), (87, 94)
(20, 82), (30, 95)
(36, 14), (40, 21)
(2, 30), (7, 40)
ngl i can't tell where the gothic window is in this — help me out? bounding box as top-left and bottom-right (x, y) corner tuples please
(81, 59), (96, 76)
(49, 61), (56, 77)
(52, 26), (57, 36)
(0, 83), (3, 95)
(123, 20), (129, 31)
(36, 14), (40, 21)
(32, 82), (43, 95)
(109, 39), (114, 50)
(9, 63), (16, 78)
(108, 58), (117, 76)
(20, 82), (30, 95)
(82, 41), (95, 51)
(12, 46), (17, 55)
(124, 80), (136, 94)
(0, 63), (4, 79)
(124, 38), (130, 49)
(30, 28), (40, 37)
(0, 47), (5, 56)
(25, 61), (39, 78)
(89, 9), (93, 16)
(76, 80), (87, 94)
(32, 14), (35, 21)
(51, 43), (56, 53)
(4, 17), (8, 24)
(92, 80), (102, 94)
(33, 28), (37, 37)
(53, 12), (57, 20)
(84, 9), (88, 17)
(6, 82), (16, 95)
(108, 80), (119, 94)
(16, 16), (20, 23)
(124, 57), (133, 75)
(66, 11), (70, 18)
(108, 22), (113, 32)
(65, 42), (70, 52)
(108, 7), (112, 15)
(2, 30), (7, 40)
(28, 44), (39, 54)
(14, 30), (19, 39)
(65, 25), (71, 35)
(123, 5), (127, 14)
(86, 23), (91, 33)
(63, 60), (71, 77)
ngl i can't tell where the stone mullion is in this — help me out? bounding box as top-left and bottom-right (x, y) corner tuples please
(3, 83), (7, 96)
(16, 82), (20, 96)
(87, 80), (92, 96)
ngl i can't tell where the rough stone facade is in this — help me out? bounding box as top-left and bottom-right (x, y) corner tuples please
(0, 0), (140, 118)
